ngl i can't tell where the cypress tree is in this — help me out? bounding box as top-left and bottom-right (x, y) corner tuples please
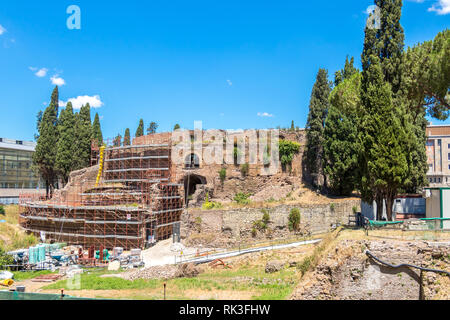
(56, 102), (76, 184)
(50, 86), (60, 118)
(32, 88), (59, 198)
(123, 128), (131, 146)
(135, 119), (144, 137)
(173, 124), (181, 131)
(323, 105), (359, 196)
(74, 103), (92, 170)
(291, 120), (295, 131)
(334, 56), (358, 86)
(376, 0), (405, 95)
(92, 113), (103, 147)
(304, 68), (331, 188)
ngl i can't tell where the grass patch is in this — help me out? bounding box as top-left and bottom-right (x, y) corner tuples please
(45, 272), (161, 291)
(297, 227), (341, 277)
(13, 270), (55, 281)
(0, 205), (38, 252)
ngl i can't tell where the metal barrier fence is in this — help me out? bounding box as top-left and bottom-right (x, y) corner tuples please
(174, 232), (327, 264)
(364, 218), (450, 241)
(0, 290), (94, 300)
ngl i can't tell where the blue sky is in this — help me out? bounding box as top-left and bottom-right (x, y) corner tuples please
(0, 0), (449, 141)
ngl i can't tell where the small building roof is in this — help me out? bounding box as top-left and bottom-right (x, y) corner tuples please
(426, 125), (450, 137)
(0, 138), (36, 152)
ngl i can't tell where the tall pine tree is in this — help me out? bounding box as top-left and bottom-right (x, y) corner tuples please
(123, 128), (131, 146)
(359, 56), (409, 221)
(33, 86), (59, 197)
(74, 103), (92, 170)
(304, 68), (331, 189)
(92, 113), (103, 147)
(135, 119), (144, 137)
(56, 102), (76, 184)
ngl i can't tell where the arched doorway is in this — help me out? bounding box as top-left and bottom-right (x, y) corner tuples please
(185, 153), (200, 169)
(183, 174), (206, 204)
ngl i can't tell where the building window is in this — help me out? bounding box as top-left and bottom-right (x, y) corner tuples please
(438, 178), (441, 183)
(438, 139), (441, 146)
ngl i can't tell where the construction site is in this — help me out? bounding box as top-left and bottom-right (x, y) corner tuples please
(18, 138), (184, 251)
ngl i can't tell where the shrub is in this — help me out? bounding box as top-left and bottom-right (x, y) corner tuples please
(194, 217), (202, 232)
(279, 140), (301, 167)
(330, 203), (335, 211)
(262, 210), (270, 225)
(0, 205), (4, 215)
(202, 201), (223, 210)
(253, 220), (266, 231)
(218, 168), (226, 184)
(234, 192), (252, 205)
(352, 206), (358, 214)
(288, 208), (301, 231)
(251, 227), (257, 238)
(240, 163), (249, 177)
(0, 248), (13, 269)
(265, 197), (276, 203)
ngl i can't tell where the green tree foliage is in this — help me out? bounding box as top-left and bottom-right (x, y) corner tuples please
(173, 124), (181, 131)
(147, 121), (158, 135)
(135, 119), (144, 137)
(73, 104), (92, 170)
(304, 68), (331, 188)
(123, 128), (131, 146)
(376, 0), (405, 95)
(402, 29), (450, 120)
(291, 120), (295, 131)
(330, 73), (362, 116)
(359, 55), (409, 221)
(33, 86), (59, 197)
(334, 56), (358, 86)
(56, 102), (76, 184)
(50, 85), (59, 118)
(92, 113), (103, 147)
(323, 105), (359, 196)
(34, 111), (43, 141)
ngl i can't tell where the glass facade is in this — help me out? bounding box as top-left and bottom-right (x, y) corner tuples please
(0, 143), (42, 189)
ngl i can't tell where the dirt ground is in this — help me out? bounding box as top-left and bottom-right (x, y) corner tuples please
(8, 229), (450, 300)
(290, 232), (450, 300)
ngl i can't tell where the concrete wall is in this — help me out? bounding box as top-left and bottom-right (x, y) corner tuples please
(182, 200), (360, 246)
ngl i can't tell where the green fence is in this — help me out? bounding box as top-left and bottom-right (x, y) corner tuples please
(0, 290), (94, 300)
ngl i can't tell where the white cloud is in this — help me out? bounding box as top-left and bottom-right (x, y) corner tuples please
(0, 25), (6, 35)
(257, 112), (274, 118)
(35, 68), (48, 78)
(59, 95), (104, 109)
(50, 75), (66, 86)
(428, 0), (450, 14)
(226, 80), (232, 86)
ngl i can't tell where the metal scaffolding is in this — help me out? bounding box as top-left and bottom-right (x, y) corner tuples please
(19, 139), (184, 250)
